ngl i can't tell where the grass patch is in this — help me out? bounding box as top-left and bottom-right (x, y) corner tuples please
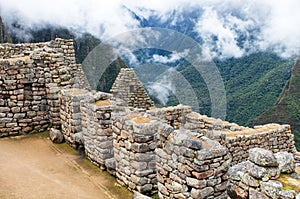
(277, 174), (300, 193)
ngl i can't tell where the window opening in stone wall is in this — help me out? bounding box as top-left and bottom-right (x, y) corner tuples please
(130, 85), (135, 93)
(24, 83), (33, 101)
(170, 120), (175, 127)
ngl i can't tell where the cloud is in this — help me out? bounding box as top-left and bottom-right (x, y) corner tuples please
(0, 0), (140, 40)
(146, 67), (176, 105)
(152, 49), (189, 64)
(0, 0), (299, 58)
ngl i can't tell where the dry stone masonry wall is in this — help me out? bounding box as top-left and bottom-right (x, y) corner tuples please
(228, 148), (300, 198)
(0, 38), (89, 137)
(147, 105), (192, 130)
(110, 68), (154, 110)
(0, 42), (46, 59)
(156, 129), (230, 199)
(1, 39), (299, 198)
(0, 58), (48, 136)
(60, 89), (89, 147)
(80, 91), (126, 173)
(223, 124), (297, 165)
(113, 113), (164, 194)
(174, 110), (297, 166)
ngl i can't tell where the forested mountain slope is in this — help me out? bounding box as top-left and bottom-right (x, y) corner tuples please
(254, 56), (300, 150)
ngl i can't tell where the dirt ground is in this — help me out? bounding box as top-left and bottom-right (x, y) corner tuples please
(0, 133), (133, 199)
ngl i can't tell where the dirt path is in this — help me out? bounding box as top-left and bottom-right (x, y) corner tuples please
(0, 133), (132, 199)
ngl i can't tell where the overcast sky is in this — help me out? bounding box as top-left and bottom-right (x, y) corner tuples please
(0, 0), (299, 58)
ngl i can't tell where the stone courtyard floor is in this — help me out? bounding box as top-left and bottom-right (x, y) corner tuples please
(0, 132), (132, 199)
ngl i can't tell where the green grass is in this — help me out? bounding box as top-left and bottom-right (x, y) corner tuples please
(277, 174), (300, 192)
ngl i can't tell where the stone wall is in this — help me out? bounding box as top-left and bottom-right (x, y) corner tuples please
(184, 112), (247, 136)
(0, 58), (49, 136)
(1, 39), (299, 198)
(179, 111), (297, 166)
(112, 112), (167, 194)
(147, 105), (192, 130)
(60, 89), (90, 147)
(0, 42), (46, 59)
(228, 148), (299, 199)
(81, 91), (116, 172)
(0, 38), (87, 137)
(110, 68), (154, 110)
(69, 64), (91, 90)
(46, 84), (61, 129)
(222, 124), (296, 165)
(156, 129), (231, 199)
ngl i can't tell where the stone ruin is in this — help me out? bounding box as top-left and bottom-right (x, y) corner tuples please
(228, 148), (300, 199)
(0, 39), (299, 199)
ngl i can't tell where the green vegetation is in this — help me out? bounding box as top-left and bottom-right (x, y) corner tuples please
(97, 57), (128, 92)
(277, 174), (300, 192)
(175, 53), (294, 126)
(254, 57), (300, 149)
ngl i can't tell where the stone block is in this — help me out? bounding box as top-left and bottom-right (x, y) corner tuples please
(227, 183), (248, 199)
(275, 152), (295, 174)
(132, 191), (152, 199)
(191, 187), (214, 199)
(186, 177), (207, 189)
(260, 180), (283, 199)
(49, 128), (64, 143)
(249, 188), (269, 199)
(249, 148), (278, 167)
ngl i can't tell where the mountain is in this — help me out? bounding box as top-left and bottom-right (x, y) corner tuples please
(1, 14), (298, 147)
(0, 16), (12, 43)
(253, 56), (300, 150)
(129, 48), (294, 126)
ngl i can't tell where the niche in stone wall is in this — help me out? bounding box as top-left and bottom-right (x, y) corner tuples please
(24, 83), (33, 101)
(130, 85), (135, 93)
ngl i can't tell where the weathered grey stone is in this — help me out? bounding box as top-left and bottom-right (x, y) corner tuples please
(260, 180), (283, 199)
(132, 191), (152, 199)
(72, 132), (84, 144)
(183, 139), (202, 150)
(105, 158), (116, 170)
(279, 190), (296, 199)
(265, 167), (281, 179)
(228, 161), (248, 181)
(249, 148), (278, 167)
(215, 181), (228, 192)
(49, 128), (64, 143)
(191, 187), (214, 199)
(249, 188), (269, 199)
(186, 177), (207, 189)
(246, 160), (268, 180)
(227, 183), (248, 199)
(275, 152), (295, 174)
(172, 181), (184, 192)
(136, 184), (152, 193)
